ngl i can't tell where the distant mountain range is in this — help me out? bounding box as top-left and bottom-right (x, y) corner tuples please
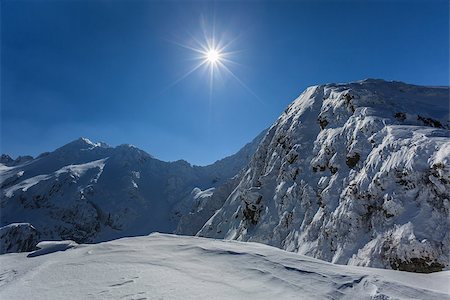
(0, 131), (265, 248)
(1, 79), (449, 273)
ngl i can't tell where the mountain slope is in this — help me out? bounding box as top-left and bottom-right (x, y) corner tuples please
(0, 233), (448, 300)
(0, 223), (40, 254)
(197, 79), (450, 273)
(0, 132), (265, 248)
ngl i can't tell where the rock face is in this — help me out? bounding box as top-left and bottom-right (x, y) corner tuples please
(0, 133), (265, 245)
(0, 223), (40, 254)
(197, 79), (450, 273)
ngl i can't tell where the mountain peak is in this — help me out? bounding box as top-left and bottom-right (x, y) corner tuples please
(0, 154), (13, 164)
(58, 137), (111, 152)
(0, 154), (33, 166)
(78, 137), (94, 144)
(113, 144), (154, 160)
(77, 137), (111, 148)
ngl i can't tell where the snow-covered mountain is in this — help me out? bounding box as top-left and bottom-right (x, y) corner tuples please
(0, 233), (448, 299)
(0, 132), (265, 250)
(195, 79), (450, 273)
(2, 79), (449, 274)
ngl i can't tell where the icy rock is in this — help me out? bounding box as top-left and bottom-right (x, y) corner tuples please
(0, 223), (40, 254)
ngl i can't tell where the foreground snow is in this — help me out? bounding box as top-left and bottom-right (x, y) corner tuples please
(0, 234), (448, 299)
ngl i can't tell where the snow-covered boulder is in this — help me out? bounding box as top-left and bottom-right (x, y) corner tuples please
(0, 223), (40, 254)
(198, 79), (450, 273)
(27, 240), (78, 257)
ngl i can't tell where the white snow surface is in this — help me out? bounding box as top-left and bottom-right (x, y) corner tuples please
(0, 233), (448, 300)
(3, 158), (108, 198)
(27, 240), (78, 257)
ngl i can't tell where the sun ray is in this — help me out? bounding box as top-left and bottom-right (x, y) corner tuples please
(165, 21), (261, 103)
(217, 33), (244, 52)
(217, 61), (263, 103)
(165, 39), (206, 55)
(160, 60), (207, 94)
(219, 57), (246, 68)
(185, 30), (210, 53)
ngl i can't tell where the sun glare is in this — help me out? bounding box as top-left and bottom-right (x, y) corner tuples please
(206, 49), (220, 63)
(167, 24), (260, 102)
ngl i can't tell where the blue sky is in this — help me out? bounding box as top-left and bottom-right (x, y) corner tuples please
(1, 0), (448, 165)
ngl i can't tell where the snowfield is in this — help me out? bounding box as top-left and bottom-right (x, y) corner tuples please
(0, 233), (448, 300)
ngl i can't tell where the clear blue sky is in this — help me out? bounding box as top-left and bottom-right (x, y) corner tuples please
(1, 0), (448, 165)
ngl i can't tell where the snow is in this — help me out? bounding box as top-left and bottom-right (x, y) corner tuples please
(0, 163), (14, 172)
(54, 158), (108, 178)
(4, 174), (50, 197)
(27, 240), (78, 257)
(3, 158), (108, 198)
(0, 234), (448, 299)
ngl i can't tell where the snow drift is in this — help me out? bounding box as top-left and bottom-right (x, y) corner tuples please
(0, 234), (448, 299)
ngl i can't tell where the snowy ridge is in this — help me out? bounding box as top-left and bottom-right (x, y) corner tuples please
(0, 132), (265, 246)
(197, 79), (450, 273)
(0, 233), (448, 299)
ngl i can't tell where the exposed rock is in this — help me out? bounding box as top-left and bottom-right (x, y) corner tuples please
(0, 154), (13, 165)
(417, 115), (444, 128)
(346, 153), (360, 169)
(394, 112), (406, 121)
(0, 223), (40, 254)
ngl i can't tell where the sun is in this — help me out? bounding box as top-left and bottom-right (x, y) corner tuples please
(206, 49), (221, 64)
(167, 24), (260, 102)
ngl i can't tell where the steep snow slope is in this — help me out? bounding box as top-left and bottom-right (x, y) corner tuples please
(0, 132), (265, 246)
(198, 79), (450, 273)
(0, 234), (448, 300)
